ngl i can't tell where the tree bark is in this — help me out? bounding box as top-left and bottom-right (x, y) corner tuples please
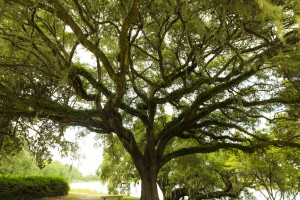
(138, 143), (160, 200)
(140, 168), (160, 200)
(127, 135), (160, 200)
(0, 115), (10, 151)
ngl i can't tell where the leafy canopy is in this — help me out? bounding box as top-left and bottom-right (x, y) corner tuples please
(1, 0), (300, 199)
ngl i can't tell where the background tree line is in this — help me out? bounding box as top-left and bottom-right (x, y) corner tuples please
(0, 144), (97, 182)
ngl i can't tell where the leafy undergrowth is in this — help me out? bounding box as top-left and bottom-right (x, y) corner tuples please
(0, 175), (69, 200)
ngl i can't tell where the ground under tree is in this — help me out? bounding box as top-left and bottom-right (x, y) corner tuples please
(1, 0), (300, 199)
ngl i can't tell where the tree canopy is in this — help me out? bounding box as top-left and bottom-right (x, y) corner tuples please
(1, 0), (300, 199)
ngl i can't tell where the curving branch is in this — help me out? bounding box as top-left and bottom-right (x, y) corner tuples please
(45, 0), (116, 82)
(160, 140), (300, 168)
(72, 0), (96, 33)
(111, 0), (140, 108)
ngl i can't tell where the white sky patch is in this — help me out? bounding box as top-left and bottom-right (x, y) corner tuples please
(74, 45), (97, 67)
(52, 129), (103, 176)
(165, 103), (174, 116)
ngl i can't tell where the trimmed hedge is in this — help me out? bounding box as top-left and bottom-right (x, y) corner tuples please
(0, 175), (70, 200)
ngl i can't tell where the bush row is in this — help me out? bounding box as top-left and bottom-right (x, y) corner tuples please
(0, 175), (69, 200)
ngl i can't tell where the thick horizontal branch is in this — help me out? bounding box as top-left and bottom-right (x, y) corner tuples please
(160, 140), (300, 167)
(0, 83), (101, 119)
(157, 93), (300, 160)
(242, 97), (300, 107)
(194, 120), (265, 140)
(179, 130), (249, 143)
(160, 143), (254, 167)
(0, 108), (114, 135)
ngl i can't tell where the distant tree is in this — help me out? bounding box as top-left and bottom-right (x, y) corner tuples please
(0, 146), (87, 182)
(41, 160), (85, 182)
(0, 145), (40, 175)
(97, 135), (139, 195)
(82, 173), (98, 182)
(0, 115), (22, 156)
(1, 1), (300, 199)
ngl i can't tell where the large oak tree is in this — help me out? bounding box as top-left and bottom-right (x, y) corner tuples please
(1, 0), (300, 199)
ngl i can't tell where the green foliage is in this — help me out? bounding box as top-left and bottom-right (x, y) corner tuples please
(0, 146), (92, 182)
(1, 0), (300, 199)
(157, 150), (248, 199)
(0, 175), (69, 200)
(100, 137), (300, 199)
(0, 145), (41, 175)
(41, 161), (86, 182)
(227, 147), (300, 199)
(97, 134), (138, 195)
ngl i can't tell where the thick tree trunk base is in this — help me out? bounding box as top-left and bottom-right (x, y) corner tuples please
(140, 172), (160, 200)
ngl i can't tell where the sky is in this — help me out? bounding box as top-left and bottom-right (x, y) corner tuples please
(52, 130), (103, 176)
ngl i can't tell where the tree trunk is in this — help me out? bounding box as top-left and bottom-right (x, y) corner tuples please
(140, 169), (160, 200)
(130, 145), (160, 200)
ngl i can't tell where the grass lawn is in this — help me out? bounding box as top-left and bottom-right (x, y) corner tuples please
(40, 188), (139, 200)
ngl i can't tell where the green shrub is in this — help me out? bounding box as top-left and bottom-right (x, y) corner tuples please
(0, 175), (69, 200)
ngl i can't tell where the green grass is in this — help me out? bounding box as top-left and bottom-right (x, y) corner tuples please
(69, 188), (104, 194)
(122, 197), (139, 200)
(41, 186), (139, 200)
(62, 189), (139, 200)
(42, 193), (139, 200)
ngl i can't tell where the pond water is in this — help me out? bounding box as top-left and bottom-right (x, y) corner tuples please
(70, 182), (108, 194)
(70, 182), (142, 198)
(70, 182), (163, 199)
